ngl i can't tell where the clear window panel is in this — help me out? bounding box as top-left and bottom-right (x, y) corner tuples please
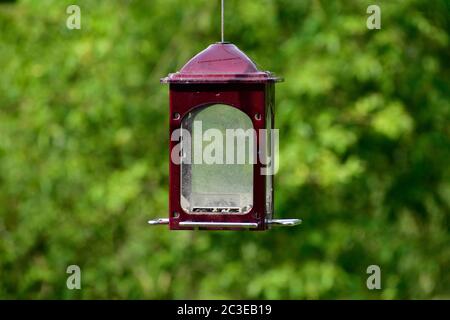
(265, 109), (273, 219)
(180, 104), (254, 214)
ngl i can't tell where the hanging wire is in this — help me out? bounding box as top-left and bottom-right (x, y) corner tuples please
(221, 0), (225, 42)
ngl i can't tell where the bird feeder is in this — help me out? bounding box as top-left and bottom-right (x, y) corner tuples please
(148, 2), (301, 231)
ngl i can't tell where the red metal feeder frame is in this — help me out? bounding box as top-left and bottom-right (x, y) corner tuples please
(149, 42), (301, 231)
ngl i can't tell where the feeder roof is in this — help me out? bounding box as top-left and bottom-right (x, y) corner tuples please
(161, 42), (281, 84)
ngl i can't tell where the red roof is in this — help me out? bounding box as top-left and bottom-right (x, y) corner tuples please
(162, 42), (280, 83)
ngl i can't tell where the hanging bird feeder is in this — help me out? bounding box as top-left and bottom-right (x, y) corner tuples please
(148, 0), (301, 230)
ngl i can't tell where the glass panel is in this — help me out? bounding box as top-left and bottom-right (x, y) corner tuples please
(180, 104), (254, 214)
(265, 110), (273, 218)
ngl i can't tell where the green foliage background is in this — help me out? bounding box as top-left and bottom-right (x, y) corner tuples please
(0, 0), (448, 299)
